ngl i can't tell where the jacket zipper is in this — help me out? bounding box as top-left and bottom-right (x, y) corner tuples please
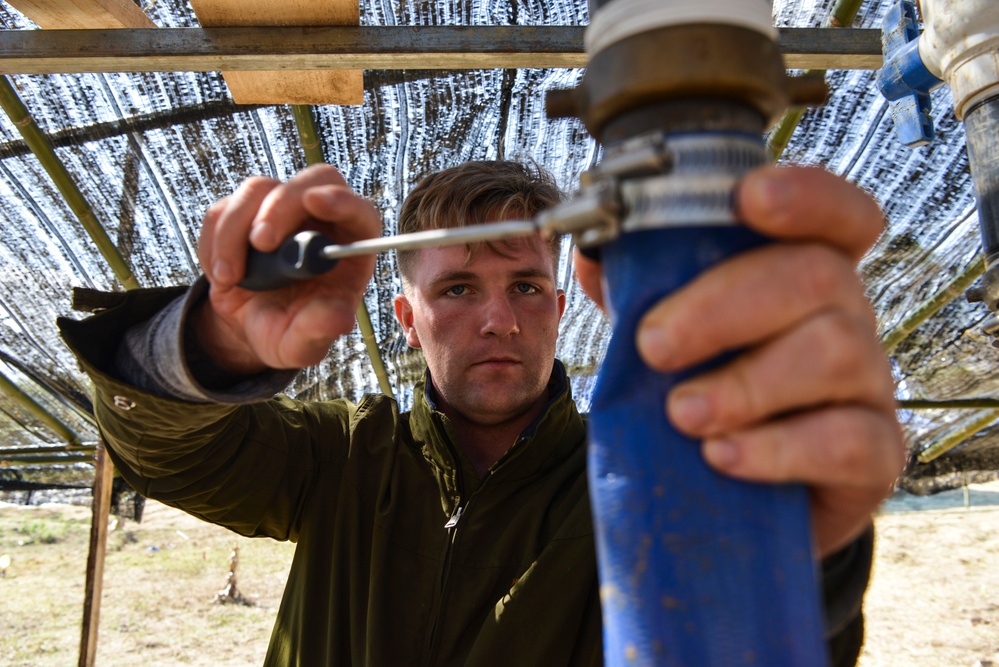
(424, 502), (466, 666)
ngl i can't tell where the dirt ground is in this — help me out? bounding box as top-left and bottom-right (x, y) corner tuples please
(857, 480), (999, 667)
(1, 483), (998, 666)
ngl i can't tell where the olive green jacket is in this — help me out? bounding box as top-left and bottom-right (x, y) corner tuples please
(58, 286), (869, 666)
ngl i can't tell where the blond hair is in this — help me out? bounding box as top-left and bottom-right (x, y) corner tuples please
(397, 160), (565, 281)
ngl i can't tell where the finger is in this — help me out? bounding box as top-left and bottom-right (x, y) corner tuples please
(668, 310), (896, 437)
(573, 248), (605, 310)
(637, 242), (874, 372)
(302, 184), (382, 245)
(245, 292), (362, 369)
(207, 176), (280, 286)
(701, 406), (904, 487)
(698, 406), (905, 554)
(197, 195), (228, 279)
(737, 166), (885, 263)
(248, 163), (350, 251)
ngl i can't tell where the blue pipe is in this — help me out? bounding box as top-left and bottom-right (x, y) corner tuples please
(587, 132), (828, 666)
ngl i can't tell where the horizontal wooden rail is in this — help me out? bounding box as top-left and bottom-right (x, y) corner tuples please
(0, 26), (883, 75)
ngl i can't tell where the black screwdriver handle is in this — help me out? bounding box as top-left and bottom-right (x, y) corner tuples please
(238, 230), (340, 291)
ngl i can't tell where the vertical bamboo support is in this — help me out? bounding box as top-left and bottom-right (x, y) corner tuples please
(0, 76), (139, 290)
(78, 442), (115, 667)
(0, 75), (131, 667)
(291, 104), (395, 398)
(767, 0), (865, 161)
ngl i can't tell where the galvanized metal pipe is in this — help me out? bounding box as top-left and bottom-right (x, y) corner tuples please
(0, 76), (139, 290)
(291, 104), (395, 399)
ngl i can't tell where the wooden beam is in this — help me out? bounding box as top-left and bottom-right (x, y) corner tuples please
(0, 27), (884, 76)
(188, 0), (361, 105)
(6, 0), (155, 29)
(78, 443), (114, 667)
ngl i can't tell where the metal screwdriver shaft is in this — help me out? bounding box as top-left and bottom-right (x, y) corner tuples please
(239, 220), (541, 291)
(320, 219), (540, 260)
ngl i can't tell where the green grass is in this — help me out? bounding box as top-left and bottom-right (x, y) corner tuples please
(0, 501), (294, 666)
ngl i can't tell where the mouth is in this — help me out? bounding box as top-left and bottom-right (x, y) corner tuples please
(472, 357), (521, 367)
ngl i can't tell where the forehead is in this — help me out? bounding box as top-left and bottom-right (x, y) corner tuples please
(407, 236), (556, 285)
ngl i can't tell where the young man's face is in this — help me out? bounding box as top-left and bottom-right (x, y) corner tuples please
(394, 236), (566, 428)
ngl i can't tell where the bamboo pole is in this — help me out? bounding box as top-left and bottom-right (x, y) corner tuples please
(291, 104), (326, 166)
(0, 76), (142, 665)
(917, 409), (999, 463)
(0, 443), (94, 457)
(0, 76), (139, 290)
(767, 0), (866, 161)
(0, 369), (83, 445)
(900, 398), (999, 409)
(291, 104), (395, 398)
(78, 443), (115, 667)
(881, 256), (986, 353)
(1, 453), (95, 465)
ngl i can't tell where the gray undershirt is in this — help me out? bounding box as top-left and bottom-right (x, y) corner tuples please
(115, 276), (297, 404)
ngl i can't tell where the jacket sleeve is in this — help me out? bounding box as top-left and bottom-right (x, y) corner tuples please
(821, 525), (875, 666)
(58, 286), (357, 542)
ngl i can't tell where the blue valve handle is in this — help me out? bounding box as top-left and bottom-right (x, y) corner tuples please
(588, 226), (828, 666)
(238, 230), (340, 291)
(877, 0), (944, 148)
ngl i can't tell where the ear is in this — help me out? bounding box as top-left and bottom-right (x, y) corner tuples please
(573, 248), (606, 312)
(393, 294), (422, 348)
(556, 288), (567, 323)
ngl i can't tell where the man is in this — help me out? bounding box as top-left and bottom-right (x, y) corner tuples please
(59, 160), (903, 666)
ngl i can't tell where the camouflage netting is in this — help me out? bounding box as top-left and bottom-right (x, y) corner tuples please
(1, 0), (996, 497)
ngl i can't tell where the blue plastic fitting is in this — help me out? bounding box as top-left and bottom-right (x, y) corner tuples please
(877, 0), (944, 147)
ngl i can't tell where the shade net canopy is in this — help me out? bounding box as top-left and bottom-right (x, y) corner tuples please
(0, 0), (996, 495)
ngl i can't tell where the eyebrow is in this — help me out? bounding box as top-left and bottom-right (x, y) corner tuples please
(429, 267), (555, 286)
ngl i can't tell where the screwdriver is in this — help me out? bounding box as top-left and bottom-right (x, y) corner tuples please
(237, 181), (619, 290)
(238, 219), (541, 290)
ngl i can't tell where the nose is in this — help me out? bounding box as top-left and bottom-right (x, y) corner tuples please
(480, 293), (520, 338)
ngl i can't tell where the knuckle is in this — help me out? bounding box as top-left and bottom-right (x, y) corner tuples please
(204, 196), (229, 221)
(809, 311), (895, 403)
(791, 245), (853, 306)
(856, 187), (887, 246)
(303, 163), (342, 180)
(822, 412), (873, 471)
(812, 312), (868, 379)
(239, 175), (280, 197)
(722, 358), (763, 424)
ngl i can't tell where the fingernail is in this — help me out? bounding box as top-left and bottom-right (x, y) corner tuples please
(637, 325), (672, 368)
(213, 260), (233, 284)
(760, 174), (792, 212)
(703, 439), (739, 469)
(249, 220), (276, 248)
(743, 171), (791, 217)
(669, 391), (711, 431)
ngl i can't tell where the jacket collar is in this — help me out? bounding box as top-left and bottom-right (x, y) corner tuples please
(409, 360), (586, 498)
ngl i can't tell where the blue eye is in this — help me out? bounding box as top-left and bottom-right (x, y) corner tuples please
(446, 285), (467, 296)
(516, 283), (538, 294)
